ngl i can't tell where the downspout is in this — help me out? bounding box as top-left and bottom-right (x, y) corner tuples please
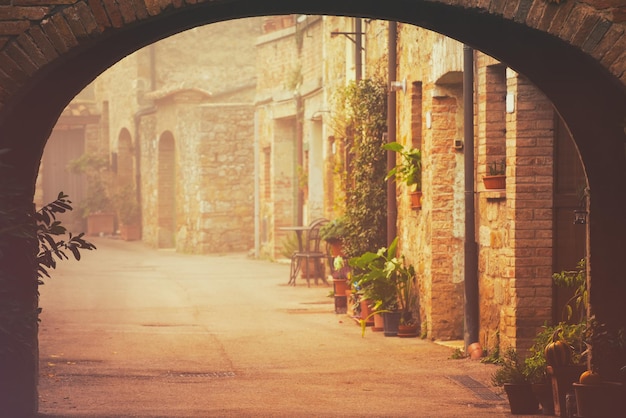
(254, 110), (260, 258)
(355, 18), (362, 81)
(296, 94), (304, 226)
(463, 45), (479, 351)
(386, 21), (398, 245)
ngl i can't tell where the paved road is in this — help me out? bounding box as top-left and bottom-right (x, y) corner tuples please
(36, 238), (529, 417)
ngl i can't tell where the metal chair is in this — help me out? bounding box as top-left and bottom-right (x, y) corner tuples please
(288, 218), (330, 287)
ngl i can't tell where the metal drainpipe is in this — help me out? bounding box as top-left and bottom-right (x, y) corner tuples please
(296, 94), (304, 226)
(355, 18), (362, 82)
(463, 45), (479, 351)
(254, 110), (260, 258)
(386, 21), (398, 245)
(131, 44), (158, 230)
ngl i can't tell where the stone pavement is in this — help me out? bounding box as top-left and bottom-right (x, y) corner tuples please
(36, 237), (542, 417)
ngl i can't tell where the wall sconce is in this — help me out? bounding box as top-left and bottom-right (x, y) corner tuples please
(390, 78), (406, 94)
(574, 209), (588, 225)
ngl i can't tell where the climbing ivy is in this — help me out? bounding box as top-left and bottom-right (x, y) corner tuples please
(333, 78), (388, 257)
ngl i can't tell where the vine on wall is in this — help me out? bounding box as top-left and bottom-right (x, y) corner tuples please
(332, 78), (388, 257)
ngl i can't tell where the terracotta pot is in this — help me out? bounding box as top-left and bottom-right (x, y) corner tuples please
(397, 323), (419, 338)
(360, 299), (374, 326)
(467, 342), (483, 360)
(328, 240), (345, 257)
(483, 175), (506, 190)
(372, 313), (384, 332)
(410, 190), (422, 209)
(332, 278), (348, 296)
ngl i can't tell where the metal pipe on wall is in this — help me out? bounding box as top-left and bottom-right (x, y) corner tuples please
(463, 44), (479, 350)
(386, 21), (398, 246)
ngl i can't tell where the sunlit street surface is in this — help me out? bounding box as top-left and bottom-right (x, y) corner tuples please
(38, 238), (514, 417)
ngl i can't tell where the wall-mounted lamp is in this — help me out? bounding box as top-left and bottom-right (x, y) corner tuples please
(390, 78), (407, 94)
(310, 110), (331, 121)
(574, 209), (588, 225)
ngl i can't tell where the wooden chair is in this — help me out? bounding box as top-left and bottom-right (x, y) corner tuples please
(288, 218), (330, 287)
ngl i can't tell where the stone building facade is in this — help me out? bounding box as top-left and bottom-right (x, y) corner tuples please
(274, 17), (584, 353)
(40, 18), (261, 254)
(40, 15), (586, 353)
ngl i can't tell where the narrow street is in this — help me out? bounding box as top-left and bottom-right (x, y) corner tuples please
(37, 238), (516, 417)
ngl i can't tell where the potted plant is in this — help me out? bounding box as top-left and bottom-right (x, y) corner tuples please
(67, 153), (115, 236)
(491, 348), (540, 415)
(573, 318), (626, 418)
(525, 325), (556, 415)
(349, 237), (416, 337)
(383, 142), (422, 209)
(546, 260), (589, 416)
(320, 217), (347, 257)
(483, 158), (506, 190)
(113, 184), (140, 241)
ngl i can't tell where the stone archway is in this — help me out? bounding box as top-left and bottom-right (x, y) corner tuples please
(0, 1), (625, 415)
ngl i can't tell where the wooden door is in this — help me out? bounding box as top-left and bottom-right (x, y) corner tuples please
(553, 116), (587, 323)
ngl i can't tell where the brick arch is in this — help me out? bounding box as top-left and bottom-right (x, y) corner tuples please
(1, 0), (626, 415)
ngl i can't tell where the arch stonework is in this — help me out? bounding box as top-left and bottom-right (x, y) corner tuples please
(0, 1), (625, 415)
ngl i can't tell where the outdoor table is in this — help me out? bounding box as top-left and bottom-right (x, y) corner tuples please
(279, 225), (310, 253)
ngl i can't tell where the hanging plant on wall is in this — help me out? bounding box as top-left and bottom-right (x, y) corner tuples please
(333, 78), (388, 257)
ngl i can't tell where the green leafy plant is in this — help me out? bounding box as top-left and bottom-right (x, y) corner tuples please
(450, 348), (466, 360)
(488, 158), (506, 176)
(491, 348), (531, 386)
(36, 192), (97, 283)
(67, 153), (114, 217)
(113, 184), (140, 225)
(552, 258), (587, 323)
(349, 237), (417, 325)
(383, 142), (422, 190)
(333, 78), (388, 258)
(319, 217), (347, 243)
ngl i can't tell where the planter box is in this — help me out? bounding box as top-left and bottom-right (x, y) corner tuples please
(483, 175), (506, 190)
(87, 213), (115, 237)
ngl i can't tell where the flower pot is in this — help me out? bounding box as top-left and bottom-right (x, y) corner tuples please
(397, 322), (419, 338)
(329, 240), (345, 257)
(332, 278), (348, 296)
(372, 313), (384, 332)
(532, 382), (555, 416)
(410, 190), (422, 209)
(382, 311), (401, 337)
(573, 381), (625, 418)
(503, 383), (540, 415)
(483, 174), (506, 190)
(467, 342), (483, 360)
(360, 299), (374, 326)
